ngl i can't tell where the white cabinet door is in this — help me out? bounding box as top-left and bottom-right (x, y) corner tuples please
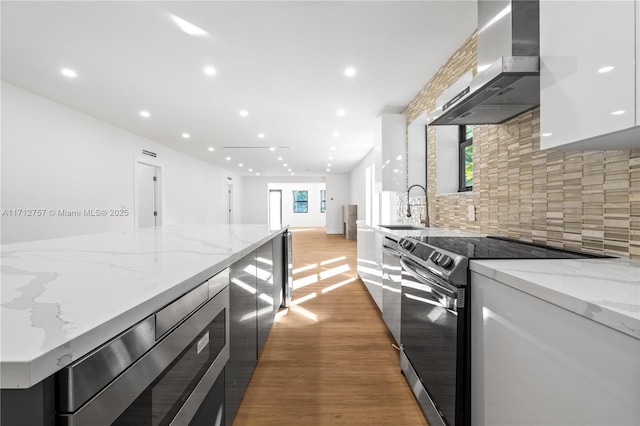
(540, 0), (636, 150)
(470, 271), (640, 425)
(356, 225), (383, 311)
(379, 114), (407, 192)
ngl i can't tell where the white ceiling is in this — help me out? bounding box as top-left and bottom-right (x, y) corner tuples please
(1, 1), (477, 177)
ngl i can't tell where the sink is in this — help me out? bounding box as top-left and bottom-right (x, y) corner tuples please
(378, 224), (424, 231)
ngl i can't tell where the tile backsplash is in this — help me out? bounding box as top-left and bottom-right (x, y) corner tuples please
(404, 32), (639, 259)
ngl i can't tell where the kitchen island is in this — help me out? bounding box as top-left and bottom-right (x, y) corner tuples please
(1, 224), (287, 424)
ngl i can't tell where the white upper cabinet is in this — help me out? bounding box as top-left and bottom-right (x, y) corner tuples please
(540, 0), (639, 150)
(377, 114), (407, 192)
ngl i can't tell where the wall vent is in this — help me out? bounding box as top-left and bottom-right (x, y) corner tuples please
(142, 150), (157, 158)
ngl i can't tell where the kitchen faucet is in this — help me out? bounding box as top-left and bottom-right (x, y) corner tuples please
(406, 184), (429, 226)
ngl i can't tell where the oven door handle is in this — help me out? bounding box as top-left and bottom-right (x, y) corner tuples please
(400, 256), (457, 300)
(382, 246), (402, 257)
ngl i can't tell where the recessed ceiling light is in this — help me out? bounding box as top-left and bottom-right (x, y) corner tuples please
(326, 168), (331, 172)
(61, 68), (77, 78)
(291, 172), (295, 176)
(256, 172), (260, 176)
(611, 110), (626, 115)
(249, 168), (253, 172)
(277, 157), (283, 161)
(239, 163), (244, 167)
(336, 109), (345, 117)
(226, 157), (231, 161)
(344, 67), (356, 77)
(208, 147), (214, 152)
(598, 66), (614, 73)
(182, 133), (190, 139)
(333, 132), (340, 138)
(330, 146), (336, 151)
(288, 168), (292, 172)
(239, 110), (248, 117)
(258, 133), (266, 138)
(396, 155), (402, 161)
(541, 133), (552, 137)
(171, 15), (208, 37)
(283, 163), (288, 167)
(140, 110), (151, 118)
(327, 163), (332, 167)
(329, 156), (334, 160)
(203, 66), (216, 76)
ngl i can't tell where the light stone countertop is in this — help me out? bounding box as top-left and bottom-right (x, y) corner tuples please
(1, 224), (285, 389)
(471, 258), (640, 340)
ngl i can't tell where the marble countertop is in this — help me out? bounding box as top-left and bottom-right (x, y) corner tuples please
(1, 225), (285, 389)
(471, 258), (640, 340)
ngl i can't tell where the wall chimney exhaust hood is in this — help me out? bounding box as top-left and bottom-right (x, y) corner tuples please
(430, 0), (539, 126)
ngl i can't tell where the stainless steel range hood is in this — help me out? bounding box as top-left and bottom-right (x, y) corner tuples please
(430, 0), (539, 126)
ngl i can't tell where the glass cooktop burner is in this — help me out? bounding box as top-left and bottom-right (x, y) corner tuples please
(409, 236), (611, 260)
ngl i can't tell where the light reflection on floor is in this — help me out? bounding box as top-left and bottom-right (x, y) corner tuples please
(276, 254), (356, 323)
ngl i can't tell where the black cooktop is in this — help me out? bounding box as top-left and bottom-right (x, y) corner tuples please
(410, 236), (611, 260)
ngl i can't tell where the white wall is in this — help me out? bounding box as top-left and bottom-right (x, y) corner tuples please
(1, 82), (242, 243)
(269, 182), (326, 228)
(325, 174), (351, 234)
(240, 176), (326, 226)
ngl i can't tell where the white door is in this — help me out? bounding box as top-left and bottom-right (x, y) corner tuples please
(269, 190), (282, 230)
(136, 163), (159, 228)
(227, 184), (233, 225)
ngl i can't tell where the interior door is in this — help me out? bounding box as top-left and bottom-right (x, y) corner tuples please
(268, 190), (282, 230)
(227, 185), (233, 225)
(136, 163), (158, 228)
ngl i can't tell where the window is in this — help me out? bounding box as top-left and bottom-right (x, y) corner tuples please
(320, 190), (326, 213)
(459, 125), (473, 192)
(293, 190), (308, 213)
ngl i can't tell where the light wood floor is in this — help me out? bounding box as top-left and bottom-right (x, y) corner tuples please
(232, 227), (428, 425)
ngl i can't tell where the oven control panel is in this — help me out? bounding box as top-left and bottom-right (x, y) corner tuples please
(398, 237), (469, 286)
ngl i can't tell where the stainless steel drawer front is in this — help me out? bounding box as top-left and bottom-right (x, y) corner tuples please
(156, 282), (209, 339)
(56, 316), (156, 412)
(58, 286), (229, 426)
(208, 268), (230, 299)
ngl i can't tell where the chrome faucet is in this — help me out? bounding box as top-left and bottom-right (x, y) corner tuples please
(406, 184), (429, 226)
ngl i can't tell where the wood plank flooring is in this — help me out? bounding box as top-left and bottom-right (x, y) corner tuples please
(232, 227), (428, 425)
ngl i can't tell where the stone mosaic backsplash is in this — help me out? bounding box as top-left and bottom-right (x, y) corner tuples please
(404, 32), (639, 259)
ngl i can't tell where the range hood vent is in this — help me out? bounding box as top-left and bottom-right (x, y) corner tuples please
(430, 0), (540, 126)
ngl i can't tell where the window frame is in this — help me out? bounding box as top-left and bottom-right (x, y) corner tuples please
(320, 190), (326, 213)
(292, 190), (308, 213)
(458, 125), (473, 192)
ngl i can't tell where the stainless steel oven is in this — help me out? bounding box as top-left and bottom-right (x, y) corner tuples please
(399, 240), (469, 426)
(56, 269), (230, 426)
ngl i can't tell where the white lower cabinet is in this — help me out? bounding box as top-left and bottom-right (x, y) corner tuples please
(470, 271), (640, 425)
(356, 225), (383, 311)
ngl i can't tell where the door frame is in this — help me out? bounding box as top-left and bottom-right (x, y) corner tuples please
(134, 157), (163, 229)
